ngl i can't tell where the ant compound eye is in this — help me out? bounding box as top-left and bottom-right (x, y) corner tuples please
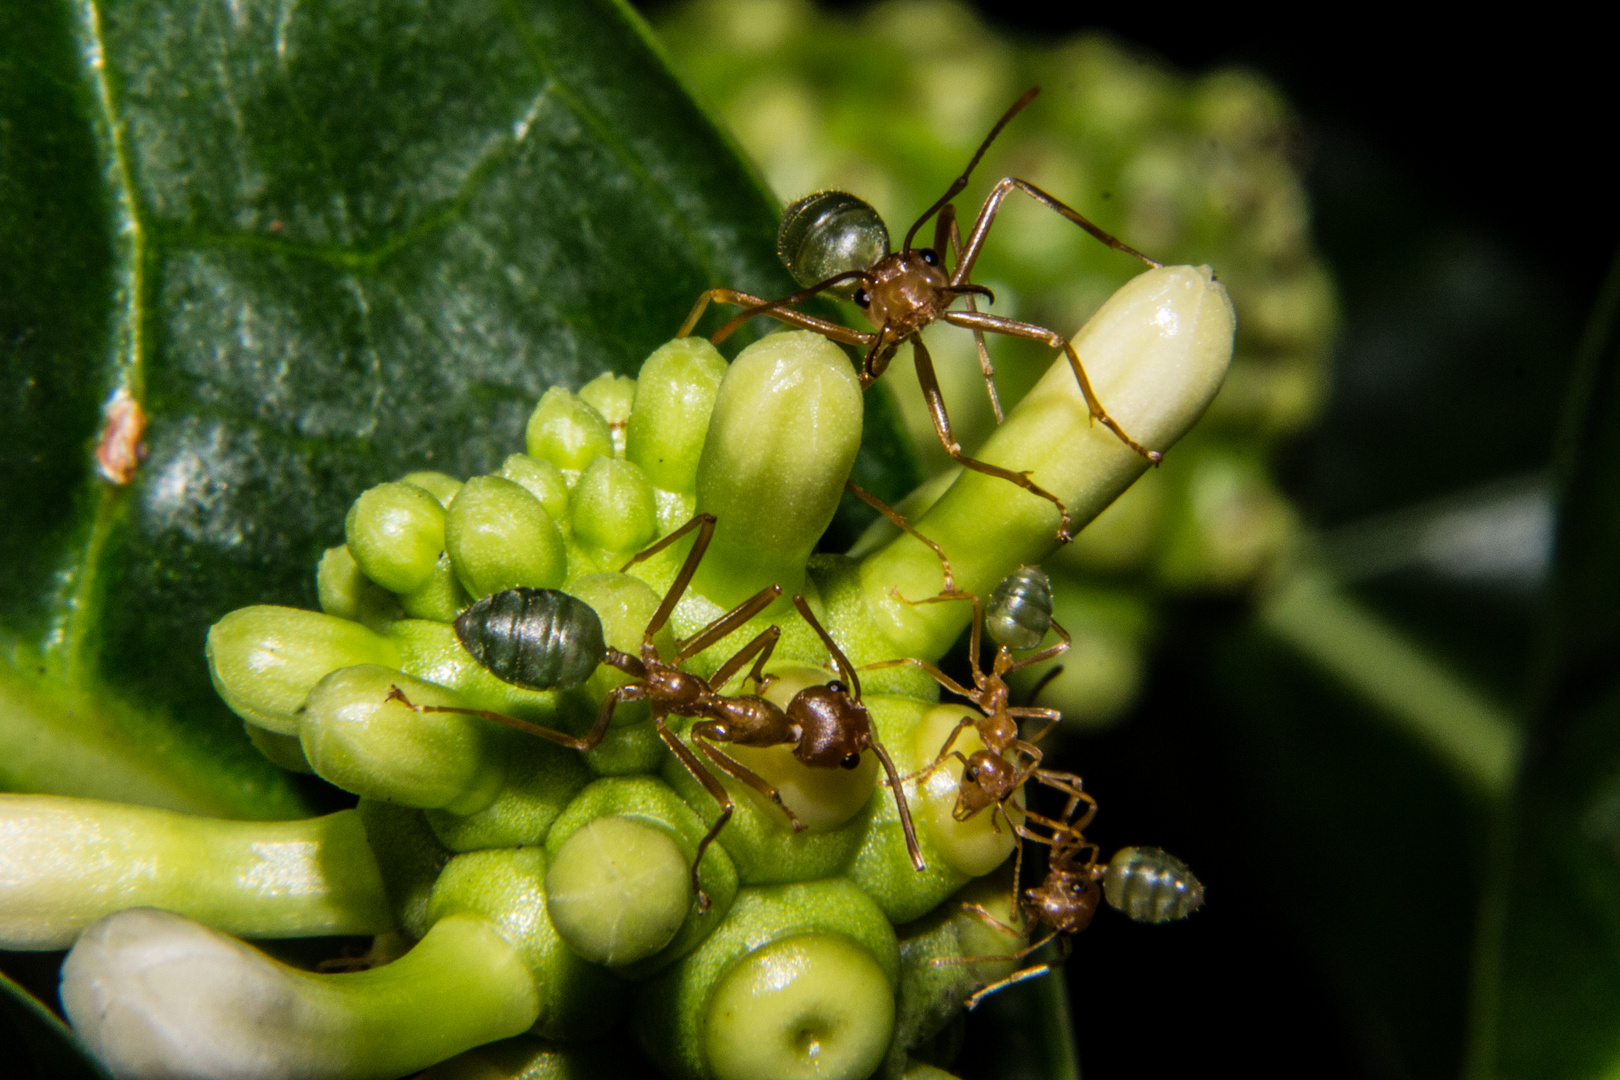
(852, 288), (870, 308)
(827, 680), (847, 694)
(841, 753), (862, 770)
(920, 248), (938, 265)
(964, 766), (978, 780)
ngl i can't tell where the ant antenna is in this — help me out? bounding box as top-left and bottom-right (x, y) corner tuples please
(903, 86), (1041, 252)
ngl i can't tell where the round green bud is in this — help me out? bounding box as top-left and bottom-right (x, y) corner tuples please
(315, 545), (399, 627)
(570, 457), (657, 554)
(424, 735), (591, 853)
(445, 475), (568, 598)
(704, 933), (893, 1080)
(206, 606), (402, 734)
(627, 337), (729, 493)
(401, 471), (464, 508)
(545, 815), (691, 966)
(346, 481), (448, 595)
(400, 553), (471, 622)
(300, 666), (507, 815)
(500, 453), (570, 522)
(428, 847), (625, 1041)
(526, 387), (614, 471)
(545, 777), (737, 975)
(634, 880), (897, 1080)
(578, 372), (637, 456)
(693, 331), (863, 607)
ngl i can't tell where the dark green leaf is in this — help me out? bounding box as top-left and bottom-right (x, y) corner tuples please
(1468, 247), (1620, 1080)
(1, 0), (905, 816)
(0, 969), (109, 1080)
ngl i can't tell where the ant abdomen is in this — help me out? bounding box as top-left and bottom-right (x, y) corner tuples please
(776, 190), (889, 295)
(453, 587), (606, 691)
(1101, 846), (1205, 924)
(986, 566), (1054, 651)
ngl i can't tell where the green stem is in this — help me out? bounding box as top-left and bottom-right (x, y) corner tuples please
(61, 909), (538, 1080)
(1257, 561), (1522, 799)
(0, 796), (391, 949)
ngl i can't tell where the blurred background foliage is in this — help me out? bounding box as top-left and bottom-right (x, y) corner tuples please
(643, 2), (1617, 1077)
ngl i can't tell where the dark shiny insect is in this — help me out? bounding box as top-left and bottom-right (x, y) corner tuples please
(1103, 846), (1206, 924)
(939, 794), (1204, 1008)
(868, 566), (1069, 826)
(453, 588), (606, 691)
(391, 513), (923, 909)
(676, 87), (1161, 541)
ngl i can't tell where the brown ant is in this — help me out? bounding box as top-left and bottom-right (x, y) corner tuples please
(390, 513), (923, 910)
(677, 87), (1162, 541)
(864, 567), (1070, 829)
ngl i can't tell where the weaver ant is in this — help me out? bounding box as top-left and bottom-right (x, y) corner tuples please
(678, 87), (1162, 541)
(390, 514), (923, 910)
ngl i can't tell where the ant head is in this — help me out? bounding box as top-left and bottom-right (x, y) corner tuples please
(952, 750), (1014, 820)
(778, 191), (890, 298)
(786, 682), (872, 769)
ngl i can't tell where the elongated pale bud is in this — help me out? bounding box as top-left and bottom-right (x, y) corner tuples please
(0, 796), (391, 949)
(627, 337), (729, 493)
(861, 265), (1235, 659)
(635, 880), (898, 1080)
(693, 331), (863, 607)
(62, 908), (538, 1080)
(207, 607), (402, 735)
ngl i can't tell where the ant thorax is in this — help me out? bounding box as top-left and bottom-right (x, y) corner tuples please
(858, 250), (950, 337)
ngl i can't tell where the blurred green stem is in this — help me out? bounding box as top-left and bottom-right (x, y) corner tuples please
(1258, 560), (1522, 800)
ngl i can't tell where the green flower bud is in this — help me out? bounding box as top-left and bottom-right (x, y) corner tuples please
(1154, 447), (1295, 589)
(400, 553), (472, 622)
(243, 722), (314, 773)
(206, 606), (401, 734)
(427, 847), (625, 1041)
(316, 544), (400, 628)
(0, 796), (391, 949)
(578, 372), (637, 456)
(424, 735), (591, 853)
(659, 713), (872, 885)
(501, 453), (571, 522)
(693, 331), (863, 607)
(346, 480), (448, 595)
(527, 387), (614, 471)
(635, 880), (898, 1080)
(628, 337), (729, 493)
(62, 908), (538, 1080)
(545, 777), (738, 976)
(300, 666), (507, 815)
(402, 471), (464, 508)
(545, 816), (690, 967)
(446, 475), (568, 598)
(571, 457), (658, 555)
(860, 265), (1235, 660)
(356, 799), (450, 941)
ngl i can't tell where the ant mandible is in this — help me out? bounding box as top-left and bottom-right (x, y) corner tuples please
(390, 513), (924, 910)
(677, 87), (1162, 541)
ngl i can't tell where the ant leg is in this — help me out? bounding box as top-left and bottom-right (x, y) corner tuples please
(385, 685), (641, 752)
(935, 204), (1003, 423)
(995, 618), (1072, 674)
(673, 586), (783, 666)
(901, 718), (975, 783)
(691, 732), (805, 833)
(910, 333), (1076, 541)
(954, 900), (1025, 939)
(1032, 770), (1098, 832)
(954, 176), (1159, 287)
(962, 945), (1072, 1011)
(943, 310), (1162, 464)
(934, 929), (1061, 973)
(861, 655), (977, 701)
(707, 625), (781, 694)
(791, 595), (863, 699)
(622, 512), (716, 643)
(655, 716), (728, 913)
(844, 479), (958, 595)
(678, 287), (870, 347)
